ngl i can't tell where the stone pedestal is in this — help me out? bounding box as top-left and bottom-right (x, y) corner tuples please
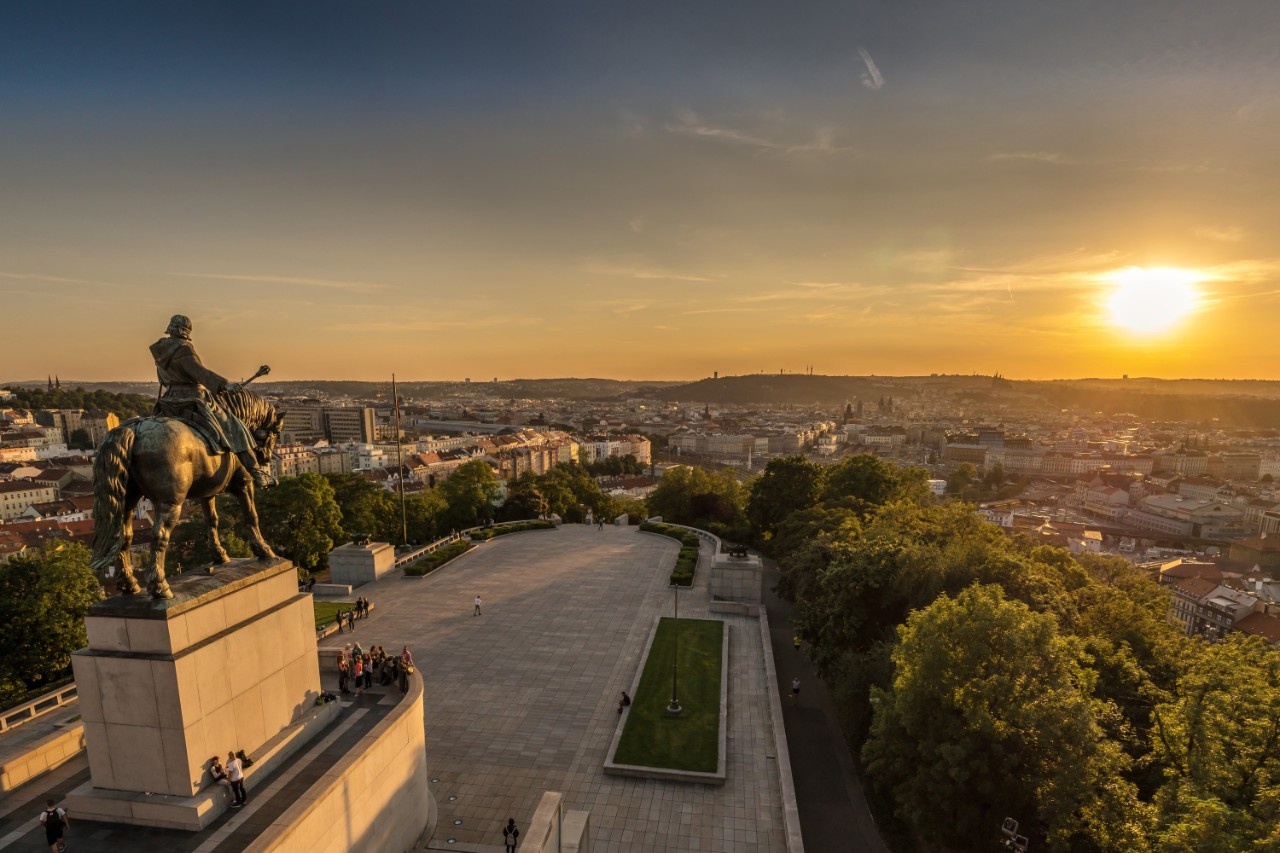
(328, 541), (395, 586)
(68, 558), (324, 828)
(710, 552), (762, 604)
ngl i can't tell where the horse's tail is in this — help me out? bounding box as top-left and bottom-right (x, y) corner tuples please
(90, 424), (137, 574)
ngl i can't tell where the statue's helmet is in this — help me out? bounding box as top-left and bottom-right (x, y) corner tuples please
(166, 314), (193, 338)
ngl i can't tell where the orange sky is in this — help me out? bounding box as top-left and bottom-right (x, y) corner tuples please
(3, 3), (1278, 381)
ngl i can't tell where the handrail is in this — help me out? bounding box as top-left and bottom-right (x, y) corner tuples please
(392, 519), (550, 569)
(0, 682), (78, 734)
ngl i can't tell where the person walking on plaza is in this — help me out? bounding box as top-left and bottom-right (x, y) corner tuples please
(226, 751), (247, 807)
(791, 676), (801, 705)
(473, 594), (482, 616)
(503, 817), (520, 851)
(39, 798), (69, 852)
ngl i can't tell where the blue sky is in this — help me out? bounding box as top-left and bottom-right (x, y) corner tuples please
(3, 2), (1279, 380)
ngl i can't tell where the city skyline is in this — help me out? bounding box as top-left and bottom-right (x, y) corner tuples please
(3, 2), (1280, 381)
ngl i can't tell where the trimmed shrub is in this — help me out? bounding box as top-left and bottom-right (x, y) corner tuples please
(470, 519), (557, 541)
(639, 522), (702, 586)
(404, 540), (475, 576)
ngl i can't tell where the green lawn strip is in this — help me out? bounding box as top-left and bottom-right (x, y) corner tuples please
(614, 617), (723, 772)
(403, 540), (476, 576)
(313, 600), (354, 629)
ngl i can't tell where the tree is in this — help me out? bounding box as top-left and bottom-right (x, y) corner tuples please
(0, 541), (101, 703)
(862, 584), (1146, 850)
(1151, 634), (1280, 850)
(500, 473), (550, 521)
(647, 465), (746, 530)
(947, 461), (977, 496)
(437, 460), (502, 531)
(822, 454), (928, 511)
(256, 472), (345, 571)
(68, 428), (93, 451)
(746, 455), (825, 544)
(169, 496), (254, 572)
(324, 472), (397, 540)
(404, 490), (445, 543)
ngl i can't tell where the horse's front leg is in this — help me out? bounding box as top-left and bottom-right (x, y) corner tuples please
(148, 502), (184, 599)
(233, 480), (276, 560)
(203, 497), (230, 571)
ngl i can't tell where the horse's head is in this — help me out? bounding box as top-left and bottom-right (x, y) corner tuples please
(221, 387), (284, 464)
(253, 411), (285, 467)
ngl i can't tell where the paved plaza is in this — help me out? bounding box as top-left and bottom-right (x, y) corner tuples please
(321, 524), (789, 852)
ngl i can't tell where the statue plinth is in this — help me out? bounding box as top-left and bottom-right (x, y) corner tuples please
(69, 557), (327, 829)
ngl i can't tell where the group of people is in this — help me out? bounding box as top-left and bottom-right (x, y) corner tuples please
(338, 643), (415, 696)
(335, 597), (373, 633)
(208, 751), (250, 808)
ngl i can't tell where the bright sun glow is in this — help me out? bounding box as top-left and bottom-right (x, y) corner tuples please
(1104, 267), (1201, 334)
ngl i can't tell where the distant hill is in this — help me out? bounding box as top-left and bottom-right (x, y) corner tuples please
(641, 374), (993, 405)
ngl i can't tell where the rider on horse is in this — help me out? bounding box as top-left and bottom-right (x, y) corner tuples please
(150, 314), (275, 490)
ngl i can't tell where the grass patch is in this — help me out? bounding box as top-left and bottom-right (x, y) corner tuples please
(639, 522), (701, 586)
(614, 617), (723, 773)
(313, 600), (354, 629)
(403, 540), (476, 576)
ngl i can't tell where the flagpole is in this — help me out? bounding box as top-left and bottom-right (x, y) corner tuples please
(393, 373), (408, 546)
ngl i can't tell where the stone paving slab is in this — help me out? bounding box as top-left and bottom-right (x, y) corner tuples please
(322, 524), (787, 852)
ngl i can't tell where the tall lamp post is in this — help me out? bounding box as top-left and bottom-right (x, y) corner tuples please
(667, 582), (682, 714)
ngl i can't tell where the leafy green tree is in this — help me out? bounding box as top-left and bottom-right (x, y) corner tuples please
(535, 463), (617, 523)
(746, 455), (825, 544)
(500, 473), (550, 521)
(169, 497), (255, 572)
(437, 459), (503, 531)
(68, 428), (93, 450)
(647, 465), (746, 529)
(946, 461), (977, 495)
(256, 472), (345, 570)
(404, 490), (445, 543)
(324, 472), (397, 539)
(1152, 634), (1280, 850)
(0, 541), (101, 703)
(862, 584), (1147, 851)
(822, 453), (918, 509)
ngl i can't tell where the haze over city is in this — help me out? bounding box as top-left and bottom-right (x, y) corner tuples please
(3, 1), (1279, 380)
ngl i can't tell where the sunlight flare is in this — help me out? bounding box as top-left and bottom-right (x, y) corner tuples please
(1103, 267), (1202, 334)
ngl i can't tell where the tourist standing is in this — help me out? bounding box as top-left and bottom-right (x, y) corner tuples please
(353, 655), (364, 697)
(338, 654), (350, 693)
(791, 677), (801, 705)
(39, 798), (69, 852)
(473, 594), (482, 616)
(226, 751), (247, 807)
(503, 817), (520, 851)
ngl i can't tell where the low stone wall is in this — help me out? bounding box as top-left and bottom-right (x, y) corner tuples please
(243, 668), (432, 853)
(0, 723), (85, 792)
(523, 791), (592, 853)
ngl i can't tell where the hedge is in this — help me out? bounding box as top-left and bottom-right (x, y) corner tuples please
(469, 519), (557, 541)
(639, 522), (702, 587)
(403, 540), (476, 576)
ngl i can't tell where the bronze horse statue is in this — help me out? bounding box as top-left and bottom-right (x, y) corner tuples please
(90, 387), (285, 599)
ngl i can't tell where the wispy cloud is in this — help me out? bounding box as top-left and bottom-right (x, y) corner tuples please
(0, 271), (118, 288)
(665, 112), (854, 156)
(323, 314), (537, 333)
(582, 258), (722, 283)
(175, 273), (391, 293)
(989, 151), (1075, 165)
(857, 47), (884, 91)
(1194, 225), (1245, 243)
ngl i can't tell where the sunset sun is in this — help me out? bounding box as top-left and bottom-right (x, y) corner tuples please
(1104, 267), (1201, 334)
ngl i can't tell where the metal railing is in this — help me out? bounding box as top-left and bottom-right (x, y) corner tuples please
(0, 682), (78, 734)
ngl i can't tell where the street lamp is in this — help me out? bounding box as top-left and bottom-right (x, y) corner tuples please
(667, 582), (682, 715)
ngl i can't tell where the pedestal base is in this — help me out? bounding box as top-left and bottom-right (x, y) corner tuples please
(72, 558), (322, 802)
(66, 696), (339, 830)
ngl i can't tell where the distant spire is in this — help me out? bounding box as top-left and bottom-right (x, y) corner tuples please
(47, 375), (53, 391)
(55, 374), (60, 389)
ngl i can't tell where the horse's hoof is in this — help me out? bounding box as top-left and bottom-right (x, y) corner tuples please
(151, 585), (174, 600)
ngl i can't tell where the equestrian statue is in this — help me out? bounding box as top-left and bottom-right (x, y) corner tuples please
(90, 314), (285, 599)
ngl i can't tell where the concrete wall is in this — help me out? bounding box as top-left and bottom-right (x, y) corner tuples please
(710, 554), (763, 604)
(0, 724), (84, 792)
(244, 670), (432, 853)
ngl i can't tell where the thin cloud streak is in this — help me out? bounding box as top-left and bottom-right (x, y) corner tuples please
(582, 259), (722, 283)
(175, 273), (392, 293)
(0, 271), (120, 288)
(857, 47), (885, 90)
(665, 112), (855, 156)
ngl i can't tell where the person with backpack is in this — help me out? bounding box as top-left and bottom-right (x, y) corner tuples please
(502, 817), (520, 851)
(39, 798), (69, 852)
